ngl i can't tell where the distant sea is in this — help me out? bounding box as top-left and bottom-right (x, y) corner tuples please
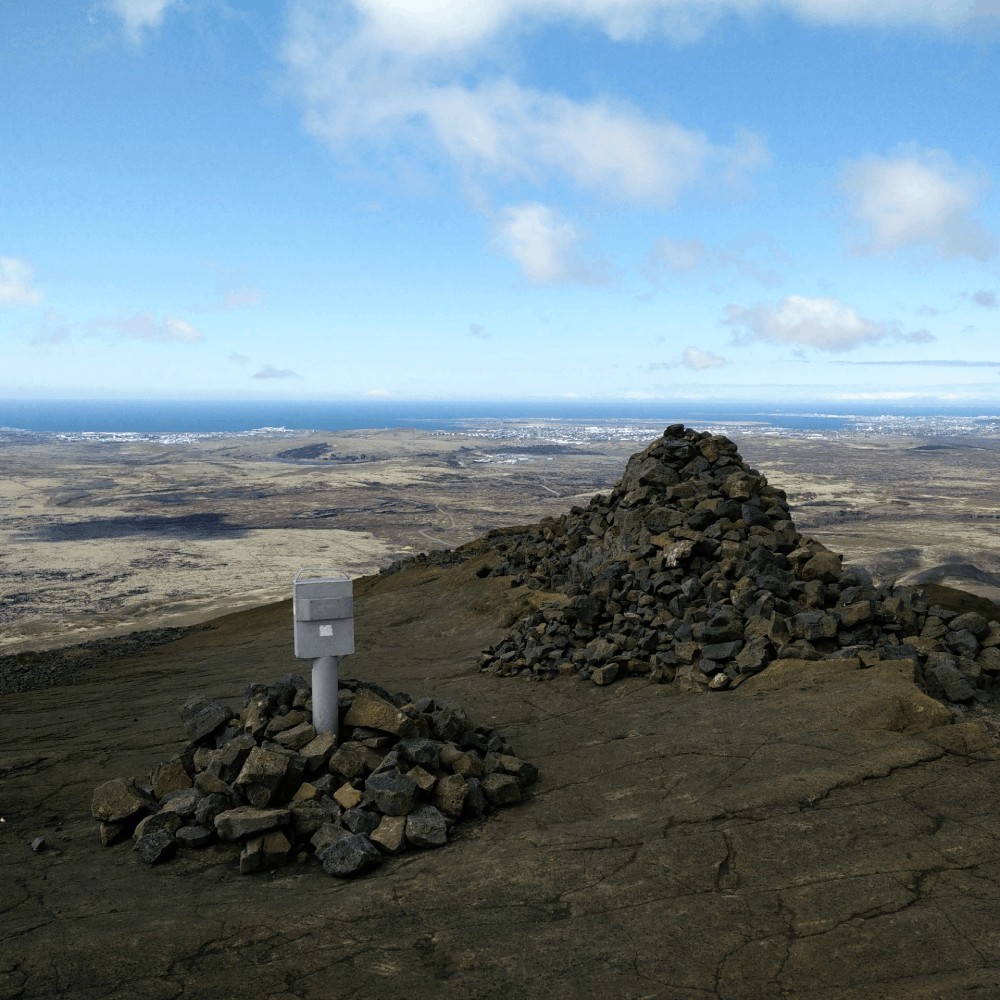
(3, 399), (1000, 435)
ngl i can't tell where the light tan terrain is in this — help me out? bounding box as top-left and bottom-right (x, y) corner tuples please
(2, 423), (1000, 654)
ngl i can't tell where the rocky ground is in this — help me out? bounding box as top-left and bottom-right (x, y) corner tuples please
(4, 428), (1000, 998)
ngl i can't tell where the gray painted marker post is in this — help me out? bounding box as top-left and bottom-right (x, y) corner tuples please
(292, 569), (354, 737)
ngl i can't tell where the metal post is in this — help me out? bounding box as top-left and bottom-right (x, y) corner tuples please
(311, 654), (339, 737)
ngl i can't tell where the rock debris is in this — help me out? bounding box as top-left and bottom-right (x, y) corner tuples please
(91, 676), (536, 875)
(471, 425), (1000, 701)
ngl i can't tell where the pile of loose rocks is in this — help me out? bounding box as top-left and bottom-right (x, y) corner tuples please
(91, 675), (536, 876)
(476, 424), (1000, 703)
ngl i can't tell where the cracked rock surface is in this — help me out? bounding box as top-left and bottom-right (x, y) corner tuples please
(3, 556), (1000, 999)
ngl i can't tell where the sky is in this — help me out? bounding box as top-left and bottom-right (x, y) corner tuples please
(1, 0), (999, 405)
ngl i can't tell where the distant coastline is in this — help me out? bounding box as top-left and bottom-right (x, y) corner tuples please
(3, 398), (1000, 439)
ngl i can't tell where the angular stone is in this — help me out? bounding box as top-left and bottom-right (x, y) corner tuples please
(496, 755), (538, 785)
(260, 830), (291, 868)
(214, 806), (290, 841)
(838, 601), (874, 628)
(481, 773), (521, 806)
(328, 743), (367, 781)
(700, 640), (742, 661)
(463, 777), (488, 818)
(311, 822), (350, 855)
(405, 804), (448, 848)
(371, 815), (407, 855)
(99, 821), (124, 846)
(801, 551), (842, 583)
(709, 672), (731, 690)
(450, 752), (484, 779)
(274, 722), (317, 752)
(291, 781), (319, 802)
(239, 835), (265, 874)
(342, 807), (381, 836)
(150, 759), (191, 799)
(736, 637), (771, 675)
(405, 765), (436, 792)
(263, 710), (309, 740)
(233, 748), (289, 808)
(721, 472), (759, 500)
(591, 664), (618, 685)
(133, 810), (182, 842)
(194, 771), (228, 796)
(585, 638), (617, 664)
(320, 833), (384, 876)
(290, 800), (326, 839)
(206, 734), (257, 784)
(333, 782), (363, 810)
(431, 773), (468, 818)
(91, 778), (150, 824)
(343, 689), (416, 737)
(977, 647), (1000, 674)
(180, 696), (231, 742)
(946, 629), (979, 658)
(950, 612), (990, 638)
(134, 829), (176, 865)
(160, 787), (202, 818)
(194, 793), (230, 829)
(175, 825), (214, 848)
(299, 732), (338, 774)
(789, 612), (839, 641)
(364, 771), (418, 816)
(925, 662), (976, 703)
(397, 738), (443, 770)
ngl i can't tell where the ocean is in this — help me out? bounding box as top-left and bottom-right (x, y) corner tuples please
(3, 399), (1000, 436)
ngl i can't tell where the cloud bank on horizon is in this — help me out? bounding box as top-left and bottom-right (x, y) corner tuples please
(0, 0), (998, 403)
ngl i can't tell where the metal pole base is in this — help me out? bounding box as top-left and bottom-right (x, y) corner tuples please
(311, 655), (339, 737)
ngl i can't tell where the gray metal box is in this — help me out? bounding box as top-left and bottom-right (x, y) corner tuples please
(293, 570), (354, 659)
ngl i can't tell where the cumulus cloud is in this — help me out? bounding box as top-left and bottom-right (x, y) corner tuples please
(724, 295), (934, 352)
(841, 147), (996, 259)
(650, 345), (727, 370)
(489, 203), (609, 284)
(0, 256), (42, 305)
(300, 1), (992, 58)
(281, 4), (767, 205)
(468, 322), (489, 339)
(108, 0), (180, 42)
(253, 365), (301, 379)
(972, 289), (998, 309)
(88, 312), (205, 343)
(681, 346), (727, 369)
(29, 311), (70, 346)
(646, 234), (787, 286)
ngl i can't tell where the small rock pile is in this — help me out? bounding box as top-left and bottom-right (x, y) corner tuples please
(476, 424), (1000, 703)
(91, 675), (536, 876)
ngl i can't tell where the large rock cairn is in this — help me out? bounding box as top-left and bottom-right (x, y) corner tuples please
(91, 675), (536, 874)
(477, 424), (1000, 701)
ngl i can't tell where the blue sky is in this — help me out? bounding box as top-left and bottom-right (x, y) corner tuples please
(2, 0), (999, 403)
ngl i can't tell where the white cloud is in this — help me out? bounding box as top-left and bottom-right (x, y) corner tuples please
(724, 295), (934, 352)
(89, 312), (205, 343)
(682, 346), (726, 369)
(468, 322), (490, 339)
(0, 257), (42, 305)
(972, 289), (998, 309)
(489, 203), (609, 284)
(282, 4), (766, 205)
(841, 148), (996, 260)
(108, 0), (180, 43)
(254, 365), (301, 379)
(322, 1), (992, 57)
(647, 234), (787, 286)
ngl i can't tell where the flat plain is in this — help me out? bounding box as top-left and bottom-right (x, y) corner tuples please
(3, 421), (1000, 653)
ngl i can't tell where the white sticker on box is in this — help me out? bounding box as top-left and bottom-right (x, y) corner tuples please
(318, 624), (333, 636)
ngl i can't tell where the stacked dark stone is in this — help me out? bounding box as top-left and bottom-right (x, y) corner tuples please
(91, 675), (536, 875)
(474, 425), (1000, 700)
